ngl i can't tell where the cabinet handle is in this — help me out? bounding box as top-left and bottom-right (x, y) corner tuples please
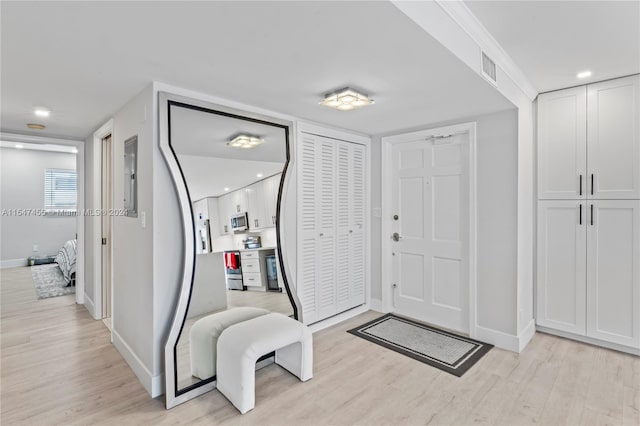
(590, 204), (594, 226)
(255, 219), (258, 228)
(272, 215), (275, 225)
(579, 204), (582, 225)
(579, 174), (582, 196)
(591, 174), (594, 195)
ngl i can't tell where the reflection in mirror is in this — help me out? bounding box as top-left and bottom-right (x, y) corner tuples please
(167, 102), (296, 396)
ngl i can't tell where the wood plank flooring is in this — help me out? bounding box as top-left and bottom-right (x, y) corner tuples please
(1, 266), (638, 425)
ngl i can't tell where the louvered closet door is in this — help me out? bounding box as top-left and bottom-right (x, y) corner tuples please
(335, 141), (366, 312)
(317, 138), (338, 319)
(298, 134), (320, 324)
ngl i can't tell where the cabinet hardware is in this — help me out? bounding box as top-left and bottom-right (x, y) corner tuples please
(319, 233), (324, 237)
(392, 232), (401, 242)
(591, 174), (594, 195)
(579, 175), (583, 196)
(102, 238), (107, 245)
(579, 204), (582, 225)
(590, 204), (594, 226)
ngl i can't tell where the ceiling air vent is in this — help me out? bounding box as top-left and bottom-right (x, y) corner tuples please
(481, 51), (497, 85)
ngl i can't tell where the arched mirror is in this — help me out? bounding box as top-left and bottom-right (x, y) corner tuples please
(159, 93), (299, 408)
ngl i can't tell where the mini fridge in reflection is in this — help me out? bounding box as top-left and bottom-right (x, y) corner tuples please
(265, 254), (279, 291)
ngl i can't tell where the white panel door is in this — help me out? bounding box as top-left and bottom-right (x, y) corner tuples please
(587, 75), (640, 199)
(536, 200), (586, 334)
(537, 86), (587, 199)
(391, 133), (469, 333)
(586, 200), (640, 348)
(297, 134), (320, 324)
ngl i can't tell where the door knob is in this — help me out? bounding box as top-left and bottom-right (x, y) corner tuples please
(392, 232), (401, 242)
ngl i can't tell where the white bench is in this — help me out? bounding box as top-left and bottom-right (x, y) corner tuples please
(216, 313), (313, 414)
(189, 307), (269, 380)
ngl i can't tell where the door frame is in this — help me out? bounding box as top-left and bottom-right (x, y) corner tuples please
(381, 121), (478, 337)
(91, 119), (114, 322)
(0, 131), (85, 305)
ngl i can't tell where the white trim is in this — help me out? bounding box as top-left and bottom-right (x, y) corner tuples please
(369, 298), (383, 313)
(518, 319), (536, 352)
(91, 119), (114, 321)
(112, 328), (159, 397)
(536, 326), (640, 356)
(1, 258), (27, 268)
(435, 1), (537, 100)
(474, 324), (520, 353)
(84, 293), (96, 319)
(308, 305), (369, 334)
(380, 122), (478, 337)
(0, 132), (85, 305)
(296, 120), (371, 145)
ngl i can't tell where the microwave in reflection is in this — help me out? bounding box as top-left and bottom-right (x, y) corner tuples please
(231, 212), (249, 232)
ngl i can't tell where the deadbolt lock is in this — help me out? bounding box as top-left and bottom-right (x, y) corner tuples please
(392, 232), (401, 242)
(393, 214), (399, 220)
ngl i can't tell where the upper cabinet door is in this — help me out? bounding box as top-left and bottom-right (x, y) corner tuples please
(538, 86), (587, 200)
(587, 75), (640, 199)
(586, 200), (640, 348)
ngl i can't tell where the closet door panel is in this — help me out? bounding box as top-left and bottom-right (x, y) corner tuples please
(297, 134), (320, 324)
(536, 200), (586, 335)
(349, 143), (366, 307)
(537, 86), (587, 199)
(587, 75), (640, 199)
(336, 142), (352, 313)
(586, 200), (640, 348)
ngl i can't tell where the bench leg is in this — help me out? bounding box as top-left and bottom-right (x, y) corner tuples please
(216, 353), (257, 414)
(275, 332), (313, 382)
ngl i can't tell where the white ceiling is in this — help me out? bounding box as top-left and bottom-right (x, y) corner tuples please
(465, 1), (640, 93)
(1, 1), (514, 140)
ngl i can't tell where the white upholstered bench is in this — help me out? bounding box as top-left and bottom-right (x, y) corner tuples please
(216, 313), (313, 414)
(189, 307), (269, 380)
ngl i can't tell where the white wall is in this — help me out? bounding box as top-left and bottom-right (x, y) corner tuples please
(0, 147), (77, 266)
(110, 85), (157, 395)
(84, 133), (97, 306)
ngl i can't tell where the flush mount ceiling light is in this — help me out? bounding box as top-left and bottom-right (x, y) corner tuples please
(319, 87), (374, 111)
(577, 70), (592, 79)
(34, 107), (51, 117)
(227, 134), (264, 149)
(27, 123), (46, 130)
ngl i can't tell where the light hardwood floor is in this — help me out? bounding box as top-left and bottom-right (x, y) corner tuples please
(1, 266), (638, 425)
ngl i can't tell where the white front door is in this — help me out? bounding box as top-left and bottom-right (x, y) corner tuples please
(389, 128), (470, 333)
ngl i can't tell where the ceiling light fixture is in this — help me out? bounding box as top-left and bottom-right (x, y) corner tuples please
(320, 87), (374, 111)
(577, 70), (592, 79)
(34, 107), (51, 117)
(15, 144), (23, 149)
(27, 123), (46, 130)
(227, 134), (264, 149)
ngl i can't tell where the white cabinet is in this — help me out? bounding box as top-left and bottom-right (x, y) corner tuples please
(297, 132), (366, 324)
(586, 200), (640, 347)
(538, 75), (640, 200)
(537, 86), (587, 199)
(262, 174), (280, 228)
(192, 197), (220, 240)
(245, 182), (264, 230)
(587, 77), (640, 199)
(536, 200), (586, 335)
(217, 193), (233, 235)
(536, 75), (640, 351)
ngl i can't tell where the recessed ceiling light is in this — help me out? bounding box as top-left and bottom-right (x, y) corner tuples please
(15, 144), (24, 149)
(27, 123), (46, 130)
(72, 148), (78, 154)
(577, 70), (592, 79)
(227, 134), (264, 149)
(224, 187), (230, 192)
(256, 173), (263, 178)
(320, 87), (374, 111)
(34, 107), (51, 117)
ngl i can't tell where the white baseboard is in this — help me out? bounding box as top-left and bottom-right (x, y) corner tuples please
(84, 293), (97, 319)
(308, 305), (369, 334)
(1, 258), (27, 268)
(152, 372), (165, 397)
(474, 324), (520, 353)
(536, 325), (640, 356)
(518, 319), (536, 352)
(112, 328), (157, 397)
(368, 298), (383, 313)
